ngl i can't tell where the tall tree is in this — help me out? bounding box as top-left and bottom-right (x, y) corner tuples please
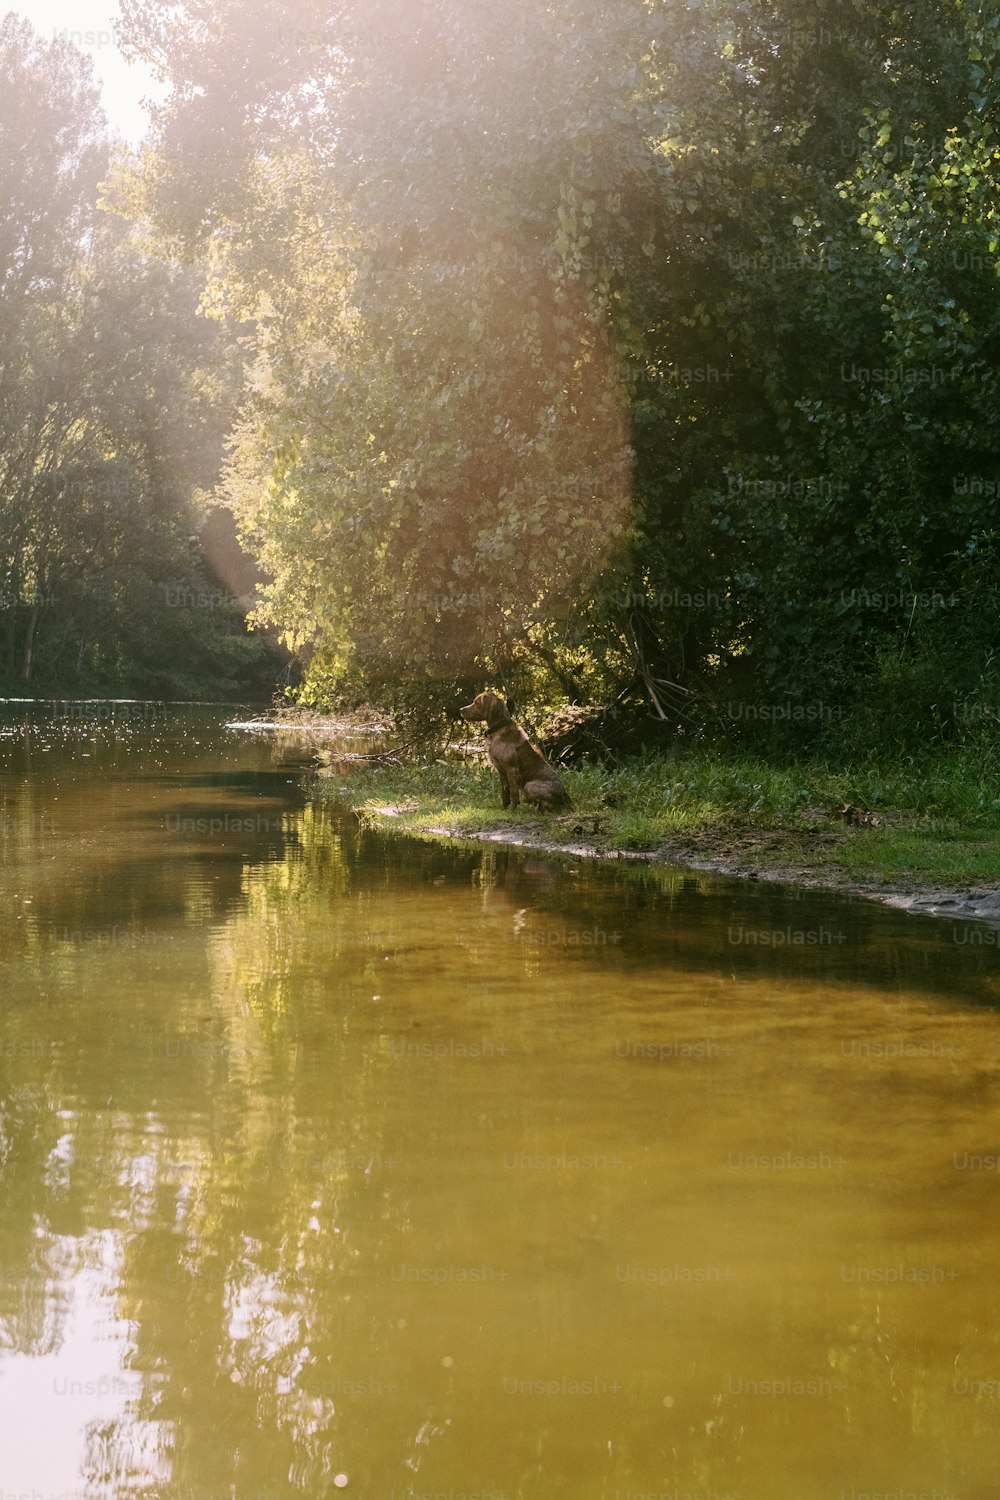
(0, 16), (281, 696)
(0, 15), (105, 677)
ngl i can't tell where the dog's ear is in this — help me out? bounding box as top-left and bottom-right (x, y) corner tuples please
(505, 697), (516, 715)
(485, 693), (511, 730)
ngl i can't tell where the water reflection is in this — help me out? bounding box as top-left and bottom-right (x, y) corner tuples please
(1, 705), (999, 1498)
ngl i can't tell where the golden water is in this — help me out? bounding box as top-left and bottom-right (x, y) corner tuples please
(1, 704), (998, 1500)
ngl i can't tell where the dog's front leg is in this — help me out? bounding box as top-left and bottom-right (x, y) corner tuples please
(498, 770), (511, 808)
(507, 768), (522, 809)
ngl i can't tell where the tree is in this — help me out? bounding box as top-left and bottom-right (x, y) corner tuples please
(0, 15), (282, 697)
(0, 14), (106, 678)
(119, 0), (662, 714)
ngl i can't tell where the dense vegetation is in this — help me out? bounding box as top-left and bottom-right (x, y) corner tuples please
(0, 16), (281, 698)
(7, 3), (1000, 750)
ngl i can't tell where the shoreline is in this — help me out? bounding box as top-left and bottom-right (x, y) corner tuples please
(355, 806), (1000, 930)
(245, 713), (1000, 931)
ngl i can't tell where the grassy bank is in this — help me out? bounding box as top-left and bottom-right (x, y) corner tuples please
(317, 747), (1000, 890)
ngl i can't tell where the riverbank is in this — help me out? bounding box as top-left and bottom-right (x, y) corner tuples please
(316, 746), (1000, 927)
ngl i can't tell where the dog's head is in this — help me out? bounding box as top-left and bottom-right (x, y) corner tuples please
(459, 691), (512, 730)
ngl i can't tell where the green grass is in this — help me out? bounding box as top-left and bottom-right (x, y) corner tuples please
(828, 826), (1000, 883)
(318, 746), (1000, 887)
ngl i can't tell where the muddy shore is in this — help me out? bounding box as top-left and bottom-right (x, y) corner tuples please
(377, 811), (1000, 929)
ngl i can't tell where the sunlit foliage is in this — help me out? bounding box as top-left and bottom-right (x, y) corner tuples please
(0, 16), (280, 695)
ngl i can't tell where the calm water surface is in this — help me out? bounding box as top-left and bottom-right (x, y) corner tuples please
(1, 704), (999, 1500)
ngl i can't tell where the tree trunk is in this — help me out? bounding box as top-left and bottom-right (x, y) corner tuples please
(5, 566), (20, 676)
(21, 602), (38, 681)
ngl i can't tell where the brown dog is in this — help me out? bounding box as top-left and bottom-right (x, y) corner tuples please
(460, 692), (570, 810)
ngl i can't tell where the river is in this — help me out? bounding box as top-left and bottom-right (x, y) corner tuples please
(1, 703), (997, 1500)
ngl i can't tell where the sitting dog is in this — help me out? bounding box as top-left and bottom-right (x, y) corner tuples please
(460, 692), (570, 810)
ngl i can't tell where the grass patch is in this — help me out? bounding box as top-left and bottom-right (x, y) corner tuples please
(829, 825), (1000, 884)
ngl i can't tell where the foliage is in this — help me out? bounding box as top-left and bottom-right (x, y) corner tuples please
(113, 0), (1000, 750)
(0, 15), (282, 698)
